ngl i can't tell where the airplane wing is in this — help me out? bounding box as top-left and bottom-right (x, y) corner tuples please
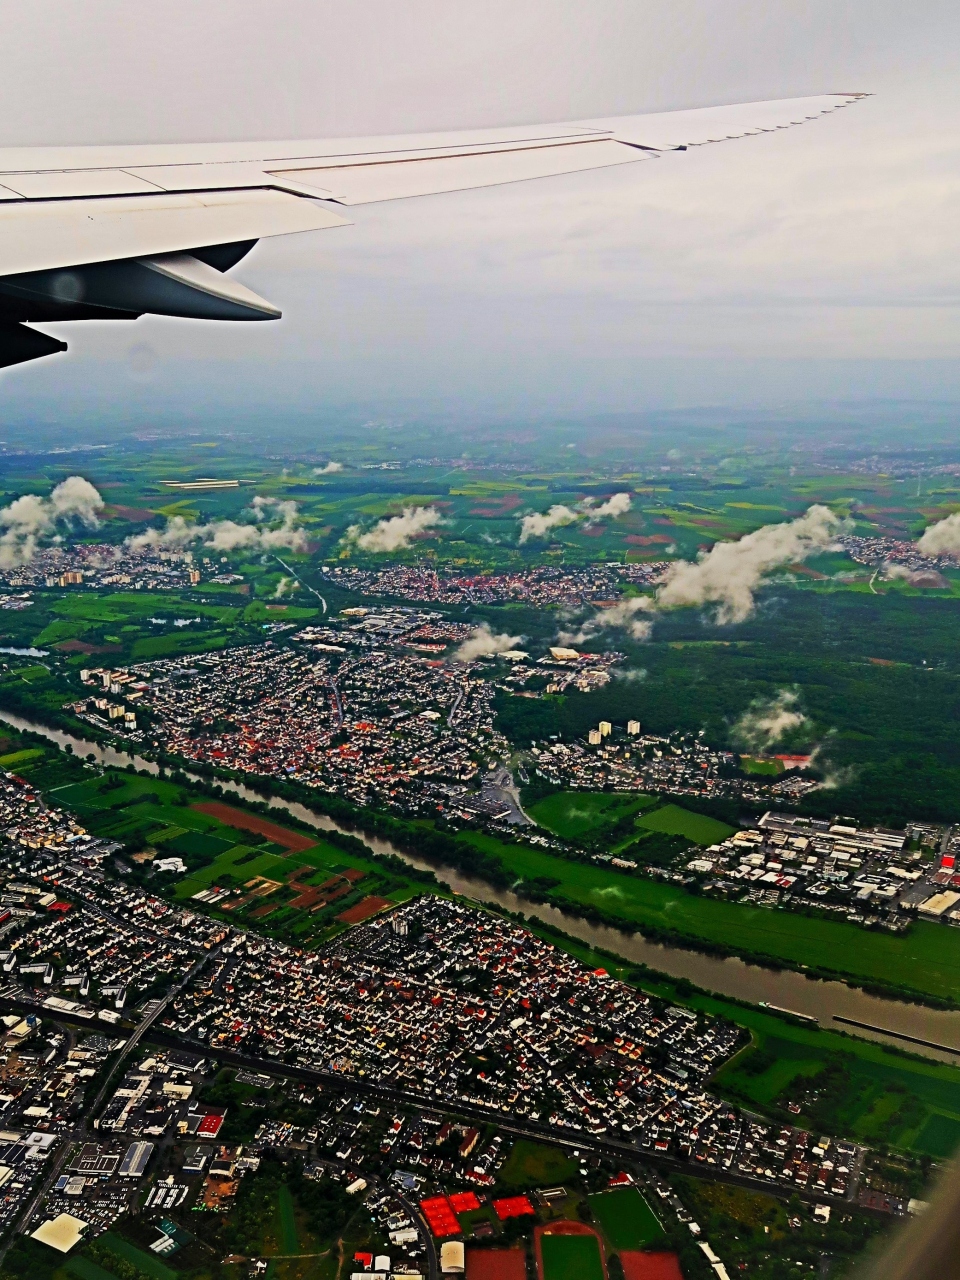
(0, 93), (866, 368)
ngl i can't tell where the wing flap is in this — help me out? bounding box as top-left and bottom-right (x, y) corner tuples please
(0, 169), (166, 199)
(0, 188), (349, 278)
(271, 137), (644, 205)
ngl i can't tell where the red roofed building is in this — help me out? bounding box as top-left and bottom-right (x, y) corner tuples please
(197, 1112), (224, 1138)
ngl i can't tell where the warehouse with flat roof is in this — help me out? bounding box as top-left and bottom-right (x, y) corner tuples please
(119, 1140), (154, 1178)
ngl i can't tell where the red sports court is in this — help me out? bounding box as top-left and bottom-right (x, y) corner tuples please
(492, 1195), (535, 1220)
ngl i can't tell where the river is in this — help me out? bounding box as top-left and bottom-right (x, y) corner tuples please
(7, 708), (960, 1064)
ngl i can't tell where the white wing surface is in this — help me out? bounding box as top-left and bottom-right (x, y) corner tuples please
(0, 94), (866, 367)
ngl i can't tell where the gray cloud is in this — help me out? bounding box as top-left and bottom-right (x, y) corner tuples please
(0, 3), (954, 422)
(454, 623), (524, 661)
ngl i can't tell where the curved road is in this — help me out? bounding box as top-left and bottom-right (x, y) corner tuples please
(316, 1157), (437, 1280)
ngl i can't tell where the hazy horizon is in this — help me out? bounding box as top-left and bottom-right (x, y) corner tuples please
(0, 0), (958, 428)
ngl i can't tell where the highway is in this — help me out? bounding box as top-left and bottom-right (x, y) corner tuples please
(273, 555), (328, 614)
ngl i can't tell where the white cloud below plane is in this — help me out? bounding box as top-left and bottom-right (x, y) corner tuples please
(560, 596), (655, 645)
(518, 492), (632, 542)
(918, 511), (960, 557)
(0, 475), (104, 569)
(655, 504), (846, 625)
(732, 689), (808, 754)
(563, 504), (846, 643)
(454, 623), (524, 662)
(127, 496), (307, 554)
(343, 505), (445, 553)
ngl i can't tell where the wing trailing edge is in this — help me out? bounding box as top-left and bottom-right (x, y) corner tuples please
(0, 93), (868, 368)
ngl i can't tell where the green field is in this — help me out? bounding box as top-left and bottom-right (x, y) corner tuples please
(713, 1028), (960, 1153)
(588, 1186), (664, 1250)
(529, 791), (656, 839)
(497, 1140), (578, 1190)
(540, 1233), (605, 1280)
(458, 831), (960, 1003)
(916, 1114), (960, 1158)
(67, 1260), (118, 1280)
(98, 1235), (177, 1280)
(43, 758), (418, 949)
(277, 1184), (299, 1253)
(52, 772), (196, 811)
(0, 747), (44, 767)
(173, 844), (288, 897)
(634, 803), (735, 845)
(740, 756), (785, 776)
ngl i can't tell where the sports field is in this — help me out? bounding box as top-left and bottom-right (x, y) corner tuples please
(588, 1186), (664, 1250)
(635, 803), (735, 845)
(498, 1140), (577, 1190)
(739, 756), (784, 776)
(466, 1249), (527, 1280)
(619, 1253), (684, 1280)
(539, 1233), (605, 1280)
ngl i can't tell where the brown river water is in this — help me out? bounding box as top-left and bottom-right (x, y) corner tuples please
(7, 709), (960, 1065)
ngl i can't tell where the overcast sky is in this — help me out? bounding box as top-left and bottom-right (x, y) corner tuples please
(1, 0), (959, 429)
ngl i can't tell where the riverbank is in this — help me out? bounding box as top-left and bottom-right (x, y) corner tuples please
(6, 706), (960, 1012)
(6, 708), (960, 1155)
(6, 707), (960, 1060)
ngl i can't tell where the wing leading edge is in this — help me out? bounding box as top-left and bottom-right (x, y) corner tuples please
(0, 93), (867, 368)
